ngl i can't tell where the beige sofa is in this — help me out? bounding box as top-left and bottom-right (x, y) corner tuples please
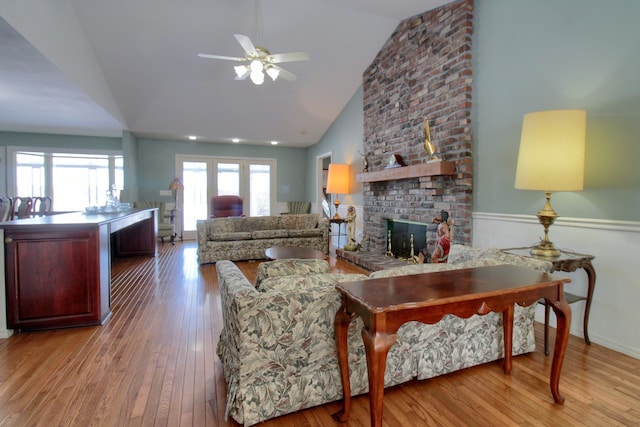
(216, 245), (554, 426)
(196, 213), (329, 264)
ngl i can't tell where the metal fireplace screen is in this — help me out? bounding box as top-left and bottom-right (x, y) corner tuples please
(386, 219), (429, 260)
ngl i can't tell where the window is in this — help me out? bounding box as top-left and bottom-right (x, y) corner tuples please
(16, 152), (45, 197)
(9, 148), (123, 212)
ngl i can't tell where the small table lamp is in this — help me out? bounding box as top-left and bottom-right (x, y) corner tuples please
(326, 164), (350, 219)
(515, 109), (586, 258)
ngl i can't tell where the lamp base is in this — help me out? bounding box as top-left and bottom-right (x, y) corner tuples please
(530, 240), (561, 258)
(531, 191), (561, 258)
(332, 200), (341, 219)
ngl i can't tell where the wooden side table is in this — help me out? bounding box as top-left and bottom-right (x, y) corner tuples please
(329, 217), (347, 246)
(503, 247), (596, 354)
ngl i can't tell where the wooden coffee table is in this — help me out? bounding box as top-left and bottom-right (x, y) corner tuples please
(333, 264), (572, 427)
(265, 246), (326, 260)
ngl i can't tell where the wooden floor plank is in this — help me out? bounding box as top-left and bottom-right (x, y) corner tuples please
(0, 241), (638, 426)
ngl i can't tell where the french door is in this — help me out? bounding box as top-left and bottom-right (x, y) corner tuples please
(176, 155), (276, 240)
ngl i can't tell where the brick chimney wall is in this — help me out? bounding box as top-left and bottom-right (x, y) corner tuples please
(361, 0), (474, 253)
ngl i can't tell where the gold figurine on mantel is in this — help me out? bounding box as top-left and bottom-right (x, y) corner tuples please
(424, 118), (440, 162)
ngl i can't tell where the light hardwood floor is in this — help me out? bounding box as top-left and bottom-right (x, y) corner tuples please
(0, 241), (638, 426)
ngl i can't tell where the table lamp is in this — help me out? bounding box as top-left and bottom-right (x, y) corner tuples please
(326, 164), (350, 219)
(515, 109), (586, 258)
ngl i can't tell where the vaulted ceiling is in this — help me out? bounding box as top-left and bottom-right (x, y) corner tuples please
(0, 0), (450, 148)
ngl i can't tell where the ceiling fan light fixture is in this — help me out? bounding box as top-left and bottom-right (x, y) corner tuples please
(250, 70), (265, 85)
(197, 0), (309, 86)
(266, 66), (279, 81)
(234, 65), (248, 78)
(250, 59), (263, 72)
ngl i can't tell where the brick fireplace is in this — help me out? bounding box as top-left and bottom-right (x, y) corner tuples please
(360, 0), (474, 256)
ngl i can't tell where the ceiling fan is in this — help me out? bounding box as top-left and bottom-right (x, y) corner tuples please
(197, 0), (309, 85)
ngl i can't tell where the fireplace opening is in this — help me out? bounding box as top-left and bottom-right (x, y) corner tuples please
(386, 219), (433, 261)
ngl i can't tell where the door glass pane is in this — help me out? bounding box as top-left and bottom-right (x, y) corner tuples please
(217, 163), (240, 196)
(183, 161), (207, 231)
(250, 164), (270, 216)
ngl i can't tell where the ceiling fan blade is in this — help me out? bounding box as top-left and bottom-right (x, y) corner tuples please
(272, 65), (297, 82)
(234, 34), (258, 57)
(267, 51), (309, 64)
(198, 53), (246, 62)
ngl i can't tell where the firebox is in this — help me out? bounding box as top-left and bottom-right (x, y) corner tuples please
(385, 219), (433, 260)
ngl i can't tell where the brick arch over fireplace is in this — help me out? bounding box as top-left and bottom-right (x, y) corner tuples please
(361, 0), (474, 254)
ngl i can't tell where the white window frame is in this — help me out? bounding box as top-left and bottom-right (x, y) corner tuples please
(7, 146), (123, 209)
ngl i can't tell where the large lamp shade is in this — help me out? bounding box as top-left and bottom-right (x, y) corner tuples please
(326, 163), (350, 219)
(514, 109), (586, 258)
(326, 164), (350, 195)
(515, 110), (586, 192)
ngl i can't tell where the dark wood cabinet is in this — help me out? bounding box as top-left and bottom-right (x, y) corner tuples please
(2, 209), (156, 331)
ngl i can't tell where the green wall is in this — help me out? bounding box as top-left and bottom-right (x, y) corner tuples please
(473, 0), (640, 221)
(0, 131), (121, 151)
(0, 131), (307, 207)
(305, 86), (365, 208)
(136, 138), (308, 203)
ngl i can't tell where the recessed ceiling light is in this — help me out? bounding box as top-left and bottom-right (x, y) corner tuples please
(232, 138), (240, 143)
(188, 135), (197, 141)
(271, 141), (278, 145)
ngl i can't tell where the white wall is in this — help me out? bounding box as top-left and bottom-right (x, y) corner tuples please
(473, 212), (640, 359)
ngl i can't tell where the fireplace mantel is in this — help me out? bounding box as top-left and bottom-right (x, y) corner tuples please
(356, 161), (455, 183)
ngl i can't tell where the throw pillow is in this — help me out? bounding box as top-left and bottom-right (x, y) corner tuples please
(368, 263), (456, 279)
(254, 259), (330, 287)
(257, 273), (368, 292)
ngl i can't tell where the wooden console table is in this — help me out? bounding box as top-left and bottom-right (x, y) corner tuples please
(333, 265), (572, 427)
(502, 247), (595, 354)
(1, 208), (157, 332)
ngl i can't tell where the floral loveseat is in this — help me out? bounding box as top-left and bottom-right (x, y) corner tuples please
(197, 213), (329, 264)
(216, 246), (554, 426)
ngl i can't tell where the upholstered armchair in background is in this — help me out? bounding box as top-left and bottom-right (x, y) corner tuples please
(209, 195), (243, 218)
(283, 201), (311, 215)
(133, 201), (175, 244)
